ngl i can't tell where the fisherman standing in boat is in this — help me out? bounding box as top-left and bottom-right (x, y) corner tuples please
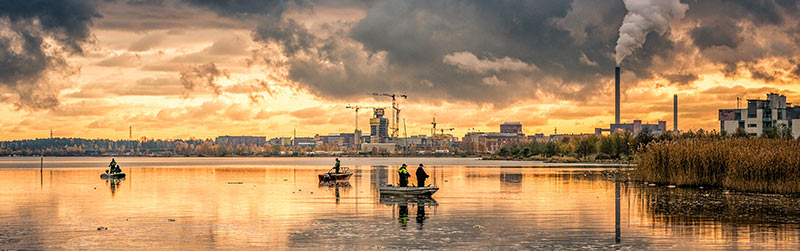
(107, 158), (117, 174)
(398, 164), (411, 187)
(333, 158), (341, 174)
(416, 164), (429, 187)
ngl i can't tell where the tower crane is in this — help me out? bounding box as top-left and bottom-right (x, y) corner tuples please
(437, 128), (455, 150)
(345, 105), (383, 150)
(431, 117), (437, 150)
(371, 93), (407, 138)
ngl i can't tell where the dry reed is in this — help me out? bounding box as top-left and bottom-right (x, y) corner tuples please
(635, 138), (800, 194)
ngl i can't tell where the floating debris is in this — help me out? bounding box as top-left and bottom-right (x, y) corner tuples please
(97, 227), (107, 231)
(227, 181), (243, 184)
(472, 224), (484, 230)
(168, 219), (176, 222)
(667, 185), (677, 189)
(648, 183), (657, 187)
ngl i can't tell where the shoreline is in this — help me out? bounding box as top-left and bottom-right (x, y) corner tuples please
(0, 156), (634, 169)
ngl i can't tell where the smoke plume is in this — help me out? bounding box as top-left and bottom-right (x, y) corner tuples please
(615, 0), (687, 65)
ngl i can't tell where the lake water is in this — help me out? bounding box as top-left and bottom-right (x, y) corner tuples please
(1, 157), (799, 250)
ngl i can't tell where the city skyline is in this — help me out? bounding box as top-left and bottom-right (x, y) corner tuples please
(3, 0), (800, 140)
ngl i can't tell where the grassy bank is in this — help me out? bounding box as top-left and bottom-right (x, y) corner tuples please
(635, 138), (800, 194)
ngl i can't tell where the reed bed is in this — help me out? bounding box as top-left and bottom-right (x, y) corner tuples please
(635, 138), (800, 194)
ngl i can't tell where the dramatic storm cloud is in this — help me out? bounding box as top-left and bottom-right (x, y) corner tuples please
(0, 0), (100, 110)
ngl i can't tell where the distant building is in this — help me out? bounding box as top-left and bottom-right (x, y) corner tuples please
(293, 137), (315, 148)
(268, 137), (293, 146)
(362, 143), (396, 153)
(595, 120), (667, 136)
(527, 133), (549, 142)
(500, 121), (523, 134)
(397, 135), (430, 152)
(464, 132), (526, 153)
(215, 136), (266, 146)
(315, 133), (356, 150)
(463, 122), (527, 153)
(719, 93), (800, 138)
(370, 108), (390, 143)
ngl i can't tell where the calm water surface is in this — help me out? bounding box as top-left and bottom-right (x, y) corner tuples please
(1, 157), (799, 250)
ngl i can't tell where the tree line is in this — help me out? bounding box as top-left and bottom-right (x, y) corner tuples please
(491, 128), (798, 162)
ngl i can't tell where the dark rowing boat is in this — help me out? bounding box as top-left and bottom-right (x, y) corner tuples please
(101, 173), (126, 179)
(379, 186), (439, 197)
(318, 171), (353, 182)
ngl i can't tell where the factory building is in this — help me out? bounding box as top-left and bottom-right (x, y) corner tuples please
(598, 120), (667, 136)
(719, 93), (800, 138)
(370, 108), (390, 143)
(595, 67), (670, 136)
(215, 136), (266, 146)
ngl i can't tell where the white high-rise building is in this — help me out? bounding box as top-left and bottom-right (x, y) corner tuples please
(719, 93), (800, 138)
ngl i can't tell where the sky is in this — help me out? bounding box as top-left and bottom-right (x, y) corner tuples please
(1, 0), (800, 140)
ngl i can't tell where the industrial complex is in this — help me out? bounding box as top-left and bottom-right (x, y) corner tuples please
(595, 67), (671, 136)
(211, 68), (799, 155)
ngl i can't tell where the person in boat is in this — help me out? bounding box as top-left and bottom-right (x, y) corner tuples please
(416, 163), (429, 187)
(107, 158), (117, 174)
(333, 158), (341, 174)
(113, 164), (122, 174)
(398, 164), (411, 187)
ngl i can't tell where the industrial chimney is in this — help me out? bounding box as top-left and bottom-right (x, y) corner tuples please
(673, 94), (678, 132)
(615, 67), (620, 125)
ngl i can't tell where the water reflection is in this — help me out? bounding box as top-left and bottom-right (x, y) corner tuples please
(416, 202), (427, 229)
(105, 178), (124, 197)
(500, 167), (522, 192)
(1, 158), (800, 250)
(380, 196), (437, 230)
(635, 184), (800, 249)
(398, 203), (409, 228)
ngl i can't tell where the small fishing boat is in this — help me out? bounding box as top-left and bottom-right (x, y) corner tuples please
(318, 168), (354, 182)
(101, 172), (126, 179)
(379, 185), (439, 197)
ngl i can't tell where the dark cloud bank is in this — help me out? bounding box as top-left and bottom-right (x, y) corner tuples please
(182, 0), (800, 106)
(0, 0), (100, 109)
(3, 0), (800, 110)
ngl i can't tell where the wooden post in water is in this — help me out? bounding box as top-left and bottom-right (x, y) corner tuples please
(615, 169), (621, 244)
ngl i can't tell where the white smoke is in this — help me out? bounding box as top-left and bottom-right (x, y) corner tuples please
(615, 0), (688, 65)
